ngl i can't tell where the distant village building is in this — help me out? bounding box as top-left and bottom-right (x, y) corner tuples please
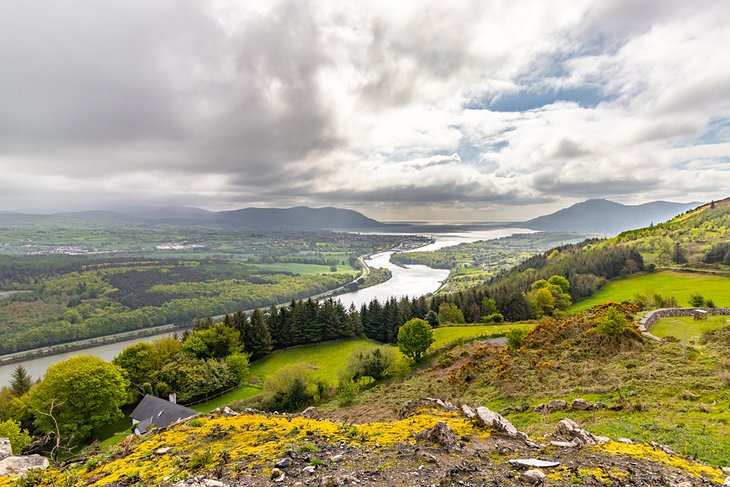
(130, 394), (197, 435)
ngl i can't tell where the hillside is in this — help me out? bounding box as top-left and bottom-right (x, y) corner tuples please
(214, 206), (382, 229)
(608, 197), (730, 267)
(523, 199), (700, 234)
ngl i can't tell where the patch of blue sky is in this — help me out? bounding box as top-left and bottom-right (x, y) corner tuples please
(472, 86), (606, 112)
(698, 118), (730, 144)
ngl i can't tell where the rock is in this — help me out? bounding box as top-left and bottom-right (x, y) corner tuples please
(549, 440), (579, 448)
(617, 438), (634, 444)
(415, 421), (459, 450)
(651, 442), (678, 455)
(399, 398), (458, 419)
(173, 479), (228, 487)
(222, 406), (238, 416)
(0, 438), (11, 461)
(319, 475), (361, 486)
(570, 398), (591, 410)
(331, 454), (343, 462)
(301, 406), (317, 419)
(534, 400), (567, 414)
(461, 404), (476, 419)
(419, 451), (439, 464)
(156, 447), (173, 455)
(275, 457), (293, 468)
(475, 406), (519, 437)
(0, 454), (50, 477)
(509, 459), (560, 468)
(724, 476), (730, 487)
(271, 468), (286, 482)
(555, 418), (598, 446)
(302, 465), (317, 475)
(522, 469), (546, 485)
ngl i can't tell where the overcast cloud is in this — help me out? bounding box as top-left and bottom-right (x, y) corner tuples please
(0, 0), (728, 220)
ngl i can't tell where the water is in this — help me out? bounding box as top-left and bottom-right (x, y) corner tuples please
(0, 227), (531, 385)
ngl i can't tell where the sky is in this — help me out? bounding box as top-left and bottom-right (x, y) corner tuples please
(0, 0), (729, 221)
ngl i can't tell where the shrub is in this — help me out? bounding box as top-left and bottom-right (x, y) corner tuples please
(264, 365), (314, 412)
(336, 378), (358, 407)
(0, 419), (31, 454)
(689, 294), (706, 307)
(505, 328), (527, 350)
(346, 347), (396, 381)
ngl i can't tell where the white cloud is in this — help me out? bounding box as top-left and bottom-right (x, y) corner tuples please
(0, 0), (728, 219)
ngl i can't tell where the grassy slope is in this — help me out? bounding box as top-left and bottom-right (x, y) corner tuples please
(570, 271), (730, 311)
(193, 324), (530, 413)
(651, 315), (729, 342)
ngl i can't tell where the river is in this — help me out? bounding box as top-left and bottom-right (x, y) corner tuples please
(0, 227), (531, 385)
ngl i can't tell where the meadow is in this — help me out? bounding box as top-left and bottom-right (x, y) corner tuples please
(570, 271), (730, 311)
(650, 315), (729, 342)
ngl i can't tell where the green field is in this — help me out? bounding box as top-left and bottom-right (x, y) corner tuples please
(192, 324), (532, 412)
(650, 315), (730, 342)
(252, 262), (358, 276)
(571, 271), (730, 311)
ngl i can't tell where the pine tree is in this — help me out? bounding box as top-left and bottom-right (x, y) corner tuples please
(245, 308), (273, 360)
(10, 365), (32, 397)
(266, 305), (283, 349)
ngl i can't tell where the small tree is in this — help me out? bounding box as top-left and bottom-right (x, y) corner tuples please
(671, 243), (687, 264)
(397, 318), (435, 361)
(9, 365), (33, 397)
(689, 294), (705, 307)
(30, 356), (128, 442)
(437, 303), (465, 324)
(424, 310), (440, 327)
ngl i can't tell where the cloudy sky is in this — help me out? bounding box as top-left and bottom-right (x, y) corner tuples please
(1, 0), (728, 220)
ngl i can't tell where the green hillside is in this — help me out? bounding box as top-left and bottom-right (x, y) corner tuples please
(571, 271), (730, 311)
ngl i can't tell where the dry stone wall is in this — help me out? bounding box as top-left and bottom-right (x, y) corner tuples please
(638, 307), (730, 332)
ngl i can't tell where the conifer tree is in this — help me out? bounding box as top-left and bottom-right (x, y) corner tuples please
(245, 308), (273, 360)
(10, 365), (32, 397)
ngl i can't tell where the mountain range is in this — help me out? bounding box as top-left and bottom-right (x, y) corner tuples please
(0, 199), (704, 233)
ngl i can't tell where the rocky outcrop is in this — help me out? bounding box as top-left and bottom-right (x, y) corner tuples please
(398, 397), (459, 418)
(0, 438), (10, 461)
(555, 418), (609, 446)
(0, 454), (49, 477)
(415, 421), (459, 451)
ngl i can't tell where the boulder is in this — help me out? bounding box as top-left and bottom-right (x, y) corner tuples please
(461, 404), (477, 419)
(0, 438), (11, 461)
(534, 400), (567, 414)
(521, 469), (546, 485)
(414, 421), (459, 451)
(570, 398), (591, 410)
(0, 454), (50, 477)
(275, 457), (292, 468)
(475, 406), (519, 437)
(174, 479), (228, 487)
(300, 406), (318, 419)
(555, 418), (607, 446)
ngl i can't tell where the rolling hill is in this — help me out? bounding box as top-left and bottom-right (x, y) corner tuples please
(523, 198), (701, 234)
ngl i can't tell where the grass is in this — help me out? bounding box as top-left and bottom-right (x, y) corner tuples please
(251, 262), (358, 276)
(192, 325), (532, 412)
(571, 271), (730, 311)
(650, 315), (729, 342)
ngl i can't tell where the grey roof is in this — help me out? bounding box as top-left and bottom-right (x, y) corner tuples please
(130, 395), (197, 432)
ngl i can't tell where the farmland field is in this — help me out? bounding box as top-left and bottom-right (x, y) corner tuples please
(570, 271), (730, 311)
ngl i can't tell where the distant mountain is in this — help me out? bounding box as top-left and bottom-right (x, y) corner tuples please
(0, 206), (384, 230)
(522, 199), (702, 234)
(214, 206), (382, 229)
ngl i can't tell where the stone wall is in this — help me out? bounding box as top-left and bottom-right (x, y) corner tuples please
(638, 307), (730, 333)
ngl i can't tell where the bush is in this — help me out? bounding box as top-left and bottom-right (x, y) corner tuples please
(505, 328), (527, 350)
(346, 347), (396, 381)
(263, 365), (314, 412)
(336, 378), (358, 407)
(689, 294), (705, 307)
(0, 419), (31, 454)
